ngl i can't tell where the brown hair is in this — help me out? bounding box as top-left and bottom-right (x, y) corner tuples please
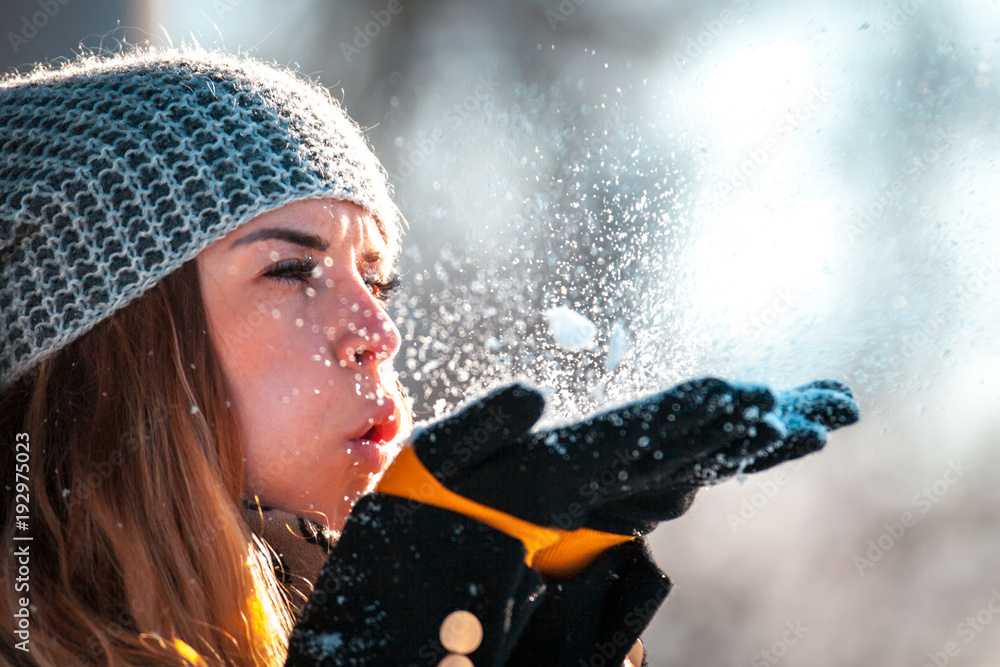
(0, 261), (294, 666)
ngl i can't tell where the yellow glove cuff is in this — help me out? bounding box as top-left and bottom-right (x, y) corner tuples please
(530, 528), (634, 578)
(377, 447), (561, 565)
(376, 446), (636, 576)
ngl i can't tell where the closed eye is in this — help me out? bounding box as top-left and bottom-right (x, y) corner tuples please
(365, 272), (403, 303)
(263, 257), (317, 285)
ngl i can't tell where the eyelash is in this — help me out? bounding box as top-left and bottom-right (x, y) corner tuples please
(366, 272), (403, 304)
(263, 258), (403, 303)
(263, 257), (318, 285)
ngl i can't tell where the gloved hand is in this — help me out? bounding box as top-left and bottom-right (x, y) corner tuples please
(579, 378), (859, 534)
(741, 379), (859, 473)
(376, 377), (859, 575)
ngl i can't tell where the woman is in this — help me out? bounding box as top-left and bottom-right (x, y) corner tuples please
(0, 47), (858, 666)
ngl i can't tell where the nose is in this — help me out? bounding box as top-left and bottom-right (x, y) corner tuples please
(332, 290), (401, 368)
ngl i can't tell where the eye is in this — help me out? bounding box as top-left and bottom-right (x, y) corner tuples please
(364, 272), (403, 304)
(263, 257), (317, 285)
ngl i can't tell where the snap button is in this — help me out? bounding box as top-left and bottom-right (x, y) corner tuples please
(439, 610), (483, 655)
(626, 639), (644, 666)
(437, 655), (473, 667)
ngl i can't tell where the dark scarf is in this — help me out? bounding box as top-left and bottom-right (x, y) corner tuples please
(241, 501), (336, 618)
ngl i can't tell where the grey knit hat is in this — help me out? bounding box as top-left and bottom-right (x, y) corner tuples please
(0, 46), (403, 393)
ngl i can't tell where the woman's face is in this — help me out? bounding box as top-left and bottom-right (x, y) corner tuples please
(197, 198), (407, 531)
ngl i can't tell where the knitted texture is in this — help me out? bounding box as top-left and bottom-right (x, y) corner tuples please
(0, 46), (403, 392)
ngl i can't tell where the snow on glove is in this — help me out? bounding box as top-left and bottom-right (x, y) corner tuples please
(739, 379), (859, 474)
(530, 377), (858, 579)
(579, 378), (860, 540)
(377, 378), (784, 576)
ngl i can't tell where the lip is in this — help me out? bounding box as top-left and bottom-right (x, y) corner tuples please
(345, 393), (403, 474)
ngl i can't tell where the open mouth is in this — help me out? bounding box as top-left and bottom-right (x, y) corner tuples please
(347, 400), (405, 473)
(353, 393), (404, 448)
(359, 414), (401, 446)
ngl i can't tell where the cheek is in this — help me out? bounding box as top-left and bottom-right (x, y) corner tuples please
(218, 308), (318, 382)
(238, 389), (334, 498)
(216, 319), (331, 437)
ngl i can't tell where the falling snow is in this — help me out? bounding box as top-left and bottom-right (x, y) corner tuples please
(545, 306), (598, 350)
(605, 321), (632, 372)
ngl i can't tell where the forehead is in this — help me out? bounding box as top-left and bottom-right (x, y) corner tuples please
(219, 198), (389, 257)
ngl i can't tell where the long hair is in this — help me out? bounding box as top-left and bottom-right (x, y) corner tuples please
(0, 260), (295, 666)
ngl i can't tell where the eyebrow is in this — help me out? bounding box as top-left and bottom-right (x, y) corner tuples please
(229, 228), (330, 252)
(360, 250), (385, 266)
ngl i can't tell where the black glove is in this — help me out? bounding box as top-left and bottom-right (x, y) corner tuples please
(409, 376), (858, 536)
(741, 379), (859, 473)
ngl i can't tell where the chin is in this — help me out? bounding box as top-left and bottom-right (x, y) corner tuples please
(315, 472), (380, 532)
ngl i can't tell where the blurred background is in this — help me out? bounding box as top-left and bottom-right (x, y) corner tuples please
(4, 1), (999, 664)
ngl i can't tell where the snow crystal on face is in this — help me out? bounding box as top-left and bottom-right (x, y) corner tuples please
(605, 320), (632, 372)
(545, 306), (597, 350)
